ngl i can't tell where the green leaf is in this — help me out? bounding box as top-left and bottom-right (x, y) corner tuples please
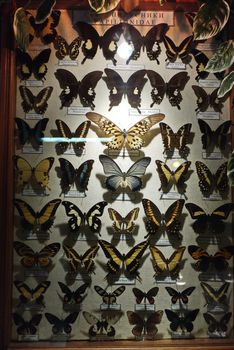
(218, 71), (234, 98)
(205, 40), (234, 73)
(193, 0), (230, 40)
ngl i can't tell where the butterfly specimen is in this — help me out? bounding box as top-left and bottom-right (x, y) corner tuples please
(165, 309), (199, 332)
(28, 10), (61, 44)
(198, 119), (231, 152)
(14, 198), (61, 232)
(147, 70), (190, 110)
(203, 312), (232, 335)
(108, 207), (139, 234)
(185, 202), (234, 233)
(191, 48), (224, 81)
(58, 158), (94, 193)
(150, 246), (186, 277)
(142, 199), (185, 238)
(192, 86), (226, 113)
(94, 285), (126, 305)
(165, 286), (196, 304)
(99, 155), (151, 192)
(86, 112), (164, 150)
(53, 36), (82, 60)
(14, 155), (54, 190)
(188, 245), (234, 272)
(35, 0), (56, 24)
(127, 310), (163, 338)
(159, 122), (192, 157)
(163, 35), (194, 64)
(13, 241), (61, 268)
(102, 68), (147, 112)
(83, 311), (120, 337)
(55, 119), (91, 154)
(201, 282), (229, 306)
(132, 287), (159, 304)
(19, 86), (53, 114)
(13, 313), (42, 335)
(195, 161), (228, 196)
(63, 244), (99, 274)
(14, 280), (50, 306)
(45, 312), (79, 334)
(156, 160), (191, 193)
(58, 281), (89, 305)
(15, 118), (49, 146)
(54, 69), (102, 110)
(16, 48), (51, 81)
(62, 201), (108, 234)
(98, 239), (149, 279)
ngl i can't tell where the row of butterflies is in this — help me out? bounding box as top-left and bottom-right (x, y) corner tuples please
(18, 69), (227, 114)
(15, 113), (232, 155)
(13, 240), (234, 278)
(17, 12), (223, 80)
(14, 154), (230, 198)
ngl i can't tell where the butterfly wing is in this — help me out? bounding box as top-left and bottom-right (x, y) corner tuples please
(13, 241), (36, 267)
(98, 239), (122, 275)
(164, 199), (185, 235)
(203, 313), (219, 333)
(156, 160), (172, 190)
(143, 23), (169, 63)
(45, 313), (63, 334)
(165, 309), (181, 332)
(145, 287), (159, 304)
(62, 200), (84, 232)
(85, 201), (108, 233)
(211, 203), (234, 221)
(36, 199), (61, 231)
(55, 119), (72, 152)
(35, 0), (56, 24)
(192, 85), (209, 112)
(125, 70), (147, 111)
(63, 244), (82, 272)
(218, 312), (232, 333)
(125, 157), (151, 191)
(86, 112), (123, 150)
(74, 22), (100, 63)
(19, 86), (35, 113)
(16, 48), (33, 80)
(101, 23), (122, 65)
(15, 118), (49, 146)
(195, 161), (214, 196)
(214, 120), (231, 150)
(34, 157), (54, 190)
(125, 240), (149, 275)
(29, 10), (61, 44)
(123, 208), (140, 233)
(99, 154), (123, 191)
(78, 71), (102, 110)
(32, 48), (51, 80)
(191, 49), (224, 81)
(121, 23), (142, 64)
(54, 36), (81, 60)
(14, 199), (37, 230)
(32, 281), (50, 303)
(146, 70), (166, 107)
(132, 288), (146, 304)
(102, 68), (126, 110)
(142, 198), (162, 236)
(58, 158), (76, 191)
(14, 155), (32, 188)
(175, 123), (192, 153)
(58, 281), (73, 303)
(215, 162), (228, 194)
(126, 113), (165, 150)
(166, 72), (189, 110)
(73, 283), (89, 304)
(188, 245), (210, 272)
(73, 120), (91, 151)
(54, 69), (79, 109)
(183, 309), (199, 332)
(75, 160), (94, 192)
(213, 246), (234, 271)
(198, 119), (214, 150)
(80, 245), (99, 273)
(201, 282), (229, 304)
(174, 161), (191, 189)
(14, 281), (33, 303)
(32, 87), (53, 114)
(37, 242), (60, 267)
(163, 35), (194, 63)
(209, 88), (226, 113)
(63, 312), (79, 334)
(145, 310), (163, 336)
(126, 311), (144, 337)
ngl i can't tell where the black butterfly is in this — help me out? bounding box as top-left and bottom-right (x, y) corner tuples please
(14, 280), (50, 306)
(147, 70), (190, 110)
(53, 36), (82, 60)
(102, 68), (147, 113)
(16, 48), (51, 81)
(62, 200), (108, 234)
(201, 282), (230, 306)
(132, 287), (159, 304)
(192, 86), (226, 113)
(165, 309), (199, 332)
(127, 310), (163, 338)
(165, 286), (196, 304)
(55, 119), (91, 154)
(163, 35), (194, 64)
(195, 161), (228, 196)
(83, 311), (120, 337)
(15, 118), (48, 146)
(58, 158), (94, 193)
(12, 313), (42, 335)
(94, 285), (126, 305)
(54, 69), (102, 109)
(188, 245), (234, 272)
(35, 0), (56, 24)
(198, 119), (231, 152)
(19, 86), (53, 114)
(45, 312), (79, 334)
(28, 10), (61, 44)
(185, 202), (234, 233)
(191, 48), (225, 81)
(58, 282), (89, 305)
(203, 312), (232, 334)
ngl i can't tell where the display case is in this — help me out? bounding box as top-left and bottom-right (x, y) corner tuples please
(0, 0), (233, 349)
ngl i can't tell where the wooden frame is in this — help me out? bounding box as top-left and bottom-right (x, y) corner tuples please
(0, 1), (233, 349)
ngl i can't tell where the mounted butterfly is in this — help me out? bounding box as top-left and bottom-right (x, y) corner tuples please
(108, 207), (139, 236)
(127, 310), (163, 339)
(12, 313), (42, 336)
(15, 118), (49, 148)
(82, 311), (120, 338)
(19, 86), (53, 114)
(191, 49), (224, 81)
(45, 312), (79, 335)
(86, 112), (165, 151)
(163, 34), (195, 65)
(53, 35), (82, 61)
(198, 119), (231, 153)
(14, 280), (51, 307)
(58, 281), (89, 306)
(165, 308), (199, 333)
(200, 282), (229, 308)
(94, 285), (126, 307)
(165, 286), (196, 305)
(132, 287), (159, 305)
(192, 86), (227, 113)
(63, 244), (99, 275)
(203, 312), (232, 337)
(99, 154), (151, 192)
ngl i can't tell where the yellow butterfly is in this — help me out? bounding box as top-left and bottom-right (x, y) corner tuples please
(86, 112), (165, 150)
(14, 155), (54, 190)
(150, 246), (185, 277)
(108, 207), (139, 234)
(63, 244), (99, 274)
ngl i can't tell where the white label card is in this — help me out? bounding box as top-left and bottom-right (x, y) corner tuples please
(135, 304), (155, 311)
(58, 60), (78, 66)
(156, 238), (171, 246)
(166, 62), (186, 70)
(67, 106), (91, 115)
(198, 80), (220, 88)
(163, 150), (182, 159)
(208, 331), (227, 338)
(24, 302), (44, 311)
(171, 332), (192, 339)
(199, 273), (223, 282)
(64, 190), (86, 198)
(161, 192), (183, 200)
(113, 192), (135, 202)
(107, 63), (145, 71)
(171, 303), (188, 311)
(113, 276), (136, 285)
(18, 334), (39, 342)
(203, 194), (223, 201)
(24, 268), (48, 277)
(63, 148), (85, 156)
(25, 231), (49, 241)
(100, 303), (121, 311)
(108, 149), (139, 158)
(22, 188), (46, 197)
(207, 304), (228, 314)
(25, 80), (44, 87)
(202, 151), (223, 160)
(25, 113), (43, 120)
(197, 112), (220, 120)
(129, 108), (160, 116)
(156, 276), (178, 284)
(22, 145), (43, 154)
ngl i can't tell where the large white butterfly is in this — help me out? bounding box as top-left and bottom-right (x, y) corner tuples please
(99, 154), (151, 192)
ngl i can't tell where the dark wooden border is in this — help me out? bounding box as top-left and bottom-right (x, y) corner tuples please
(0, 1), (233, 349)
